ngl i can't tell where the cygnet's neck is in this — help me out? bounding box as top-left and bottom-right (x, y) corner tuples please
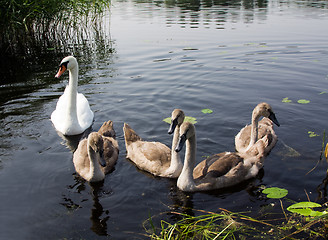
(177, 134), (196, 191)
(247, 112), (260, 151)
(168, 125), (182, 171)
(87, 143), (105, 182)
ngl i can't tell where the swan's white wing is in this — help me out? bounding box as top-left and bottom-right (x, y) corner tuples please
(77, 92), (94, 130)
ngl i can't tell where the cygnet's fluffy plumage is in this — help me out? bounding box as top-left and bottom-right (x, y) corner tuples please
(175, 122), (267, 192)
(235, 102), (279, 155)
(73, 121), (119, 182)
(123, 109), (185, 178)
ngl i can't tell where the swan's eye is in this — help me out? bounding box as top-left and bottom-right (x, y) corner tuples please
(59, 61), (69, 68)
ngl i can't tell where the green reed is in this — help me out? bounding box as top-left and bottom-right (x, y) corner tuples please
(0, 0), (110, 55)
(145, 206), (328, 239)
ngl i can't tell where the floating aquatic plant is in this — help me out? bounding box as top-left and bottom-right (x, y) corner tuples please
(163, 116), (197, 124)
(262, 187), (288, 199)
(297, 99), (310, 104)
(287, 202), (326, 217)
(201, 108), (213, 114)
(308, 131), (319, 138)
(185, 116), (197, 124)
(282, 97), (292, 103)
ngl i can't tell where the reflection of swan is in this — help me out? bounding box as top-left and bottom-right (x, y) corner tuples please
(89, 181), (110, 236)
(235, 102), (280, 155)
(73, 121), (119, 182)
(57, 130), (91, 152)
(123, 109), (185, 178)
(175, 122), (267, 192)
(63, 178), (110, 236)
(51, 56), (94, 136)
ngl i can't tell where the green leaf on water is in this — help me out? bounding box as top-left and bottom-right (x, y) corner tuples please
(163, 117), (171, 124)
(201, 108), (213, 114)
(287, 201), (321, 209)
(319, 91), (327, 95)
(282, 97), (292, 103)
(163, 116), (197, 124)
(308, 131), (319, 138)
(287, 202), (323, 216)
(297, 99), (310, 104)
(262, 187), (288, 199)
(185, 116), (197, 124)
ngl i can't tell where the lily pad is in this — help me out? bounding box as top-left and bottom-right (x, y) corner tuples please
(184, 116), (197, 124)
(163, 116), (197, 124)
(308, 131), (319, 138)
(201, 108), (213, 114)
(297, 99), (310, 104)
(282, 97), (292, 103)
(262, 187), (288, 199)
(163, 117), (172, 124)
(287, 202), (323, 216)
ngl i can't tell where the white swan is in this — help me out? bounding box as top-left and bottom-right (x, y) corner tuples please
(235, 102), (280, 155)
(51, 56), (94, 135)
(175, 122), (267, 192)
(123, 109), (185, 178)
(73, 121), (119, 182)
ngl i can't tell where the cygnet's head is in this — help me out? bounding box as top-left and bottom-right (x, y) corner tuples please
(254, 102), (280, 127)
(175, 122), (195, 152)
(88, 132), (106, 167)
(168, 109), (185, 134)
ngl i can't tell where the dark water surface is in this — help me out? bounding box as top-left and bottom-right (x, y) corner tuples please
(1, 0), (328, 239)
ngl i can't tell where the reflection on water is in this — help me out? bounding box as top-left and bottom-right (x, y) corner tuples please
(62, 176), (112, 236)
(117, 0), (328, 30)
(57, 128), (93, 152)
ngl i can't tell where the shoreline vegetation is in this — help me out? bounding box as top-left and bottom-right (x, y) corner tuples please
(0, 0), (110, 55)
(0, 0), (111, 82)
(145, 207), (328, 239)
(144, 187), (328, 239)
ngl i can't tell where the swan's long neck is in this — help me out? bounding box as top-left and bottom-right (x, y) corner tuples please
(66, 67), (79, 125)
(169, 126), (182, 171)
(177, 135), (196, 191)
(247, 112), (260, 151)
(87, 143), (104, 182)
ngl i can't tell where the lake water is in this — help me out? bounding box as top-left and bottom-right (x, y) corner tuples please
(1, 0), (328, 239)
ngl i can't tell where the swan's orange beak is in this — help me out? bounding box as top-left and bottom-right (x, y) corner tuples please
(324, 143), (328, 160)
(55, 65), (67, 78)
